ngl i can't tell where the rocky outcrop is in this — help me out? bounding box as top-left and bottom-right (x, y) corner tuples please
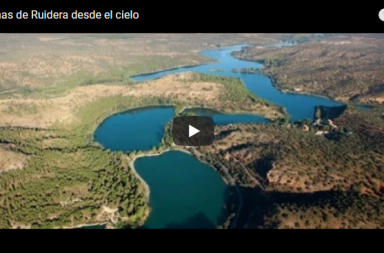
(312, 118), (321, 126)
(328, 119), (337, 128)
(315, 131), (329, 136)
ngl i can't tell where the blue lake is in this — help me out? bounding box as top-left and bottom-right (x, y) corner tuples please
(135, 151), (229, 229)
(94, 106), (174, 152)
(94, 43), (359, 229)
(132, 45), (344, 121)
(94, 107), (231, 229)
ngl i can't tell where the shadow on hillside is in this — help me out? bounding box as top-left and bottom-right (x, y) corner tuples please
(367, 83), (384, 94)
(137, 187), (230, 229)
(120, 185), (371, 229)
(227, 142), (253, 152)
(231, 185), (373, 229)
(137, 212), (216, 229)
(313, 105), (347, 120)
(215, 129), (240, 141)
(164, 212), (216, 229)
(249, 156), (274, 180)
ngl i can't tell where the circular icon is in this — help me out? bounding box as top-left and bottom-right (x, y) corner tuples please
(379, 9), (384, 21)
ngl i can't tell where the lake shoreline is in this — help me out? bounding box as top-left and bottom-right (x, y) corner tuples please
(230, 53), (380, 108)
(92, 43), (357, 229)
(128, 147), (198, 199)
(128, 147), (235, 228)
(181, 107), (271, 122)
(94, 100), (277, 145)
(60, 222), (108, 229)
(129, 62), (216, 80)
(128, 44), (252, 80)
(231, 53), (344, 102)
(262, 71), (379, 108)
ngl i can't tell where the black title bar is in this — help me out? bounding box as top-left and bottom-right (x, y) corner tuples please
(0, 4), (383, 32)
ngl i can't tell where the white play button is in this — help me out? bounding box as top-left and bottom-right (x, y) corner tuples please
(173, 116), (214, 146)
(189, 125), (200, 137)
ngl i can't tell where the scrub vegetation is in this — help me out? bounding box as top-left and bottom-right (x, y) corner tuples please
(233, 34), (384, 104)
(187, 105), (384, 228)
(0, 33), (284, 228)
(2, 33), (384, 229)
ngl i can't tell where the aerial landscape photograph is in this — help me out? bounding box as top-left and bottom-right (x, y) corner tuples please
(0, 33), (383, 229)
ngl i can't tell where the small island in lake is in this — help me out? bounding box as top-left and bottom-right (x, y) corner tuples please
(232, 67), (260, 74)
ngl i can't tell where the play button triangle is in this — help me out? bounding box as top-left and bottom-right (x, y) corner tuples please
(189, 125), (200, 137)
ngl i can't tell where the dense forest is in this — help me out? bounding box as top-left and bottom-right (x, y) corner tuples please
(0, 127), (148, 228)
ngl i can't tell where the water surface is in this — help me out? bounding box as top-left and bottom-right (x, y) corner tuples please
(94, 43), (359, 229)
(135, 151), (229, 229)
(132, 45), (344, 121)
(94, 106), (174, 152)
